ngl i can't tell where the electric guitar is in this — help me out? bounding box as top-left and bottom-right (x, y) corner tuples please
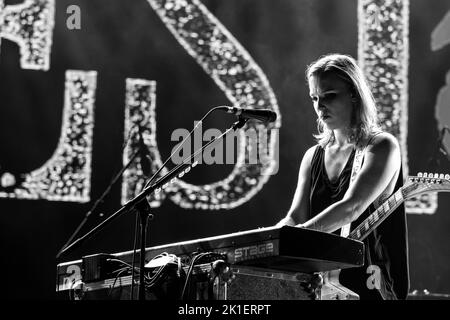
(321, 172), (450, 300)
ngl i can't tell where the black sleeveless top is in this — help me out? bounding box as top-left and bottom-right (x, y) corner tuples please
(309, 146), (409, 300)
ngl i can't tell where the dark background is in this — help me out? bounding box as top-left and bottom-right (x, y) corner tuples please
(0, 0), (449, 299)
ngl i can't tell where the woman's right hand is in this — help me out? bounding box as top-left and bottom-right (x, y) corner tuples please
(275, 216), (296, 227)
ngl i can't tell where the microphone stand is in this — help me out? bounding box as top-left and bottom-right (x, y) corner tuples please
(56, 147), (141, 259)
(57, 116), (249, 300)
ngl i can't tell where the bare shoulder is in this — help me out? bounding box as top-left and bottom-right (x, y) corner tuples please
(303, 144), (319, 163)
(366, 132), (400, 156)
(296, 145), (319, 174)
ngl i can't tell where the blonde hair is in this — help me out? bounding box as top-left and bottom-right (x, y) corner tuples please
(306, 54), (380, 147)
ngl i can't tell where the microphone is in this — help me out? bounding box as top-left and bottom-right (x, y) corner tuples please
(137, 124), (152, 177)
(219, 106), (277, 123)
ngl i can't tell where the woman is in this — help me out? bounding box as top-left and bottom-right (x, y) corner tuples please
(277, 54), (409, 300)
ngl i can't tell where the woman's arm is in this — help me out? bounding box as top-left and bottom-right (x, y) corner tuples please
(276, 145), (316, 227)
(300, 133), (401, 233)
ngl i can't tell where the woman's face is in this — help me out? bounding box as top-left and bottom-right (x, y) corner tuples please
(308, 71), (354, 131)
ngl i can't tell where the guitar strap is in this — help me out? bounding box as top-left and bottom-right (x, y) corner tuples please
(340, 131), (383, 237)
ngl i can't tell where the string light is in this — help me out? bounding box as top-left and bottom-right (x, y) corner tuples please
(0, 0), (54, 70)
(358, 0), (433, 213)
(0, 71), (96, 202)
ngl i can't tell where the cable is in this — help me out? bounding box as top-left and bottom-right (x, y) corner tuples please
(180, 252), (219, 300)
(108, 268), (129, 298)
(144, 253), (179, 289)
(107, 258), (135, 269)
(106, 258), (142, 298)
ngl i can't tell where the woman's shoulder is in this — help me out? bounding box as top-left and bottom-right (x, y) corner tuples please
(366, 131), (400, 154)
(302, 144), (320, 164)
(368, 131), (399, 145)
(305, 144), (321, 156)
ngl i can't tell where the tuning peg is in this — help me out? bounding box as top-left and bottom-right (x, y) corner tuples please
(192, 160), (199, 167)
(446, 174), (450, 180)
(434, 173), (439, 178)
(440, 174), (444, 179)
(155, 187), (162, 194)
(423, 173), (428, 178)
(417, 172), (423, 177)
(429, 173), (434, 178)
(178, 171), (185, 178)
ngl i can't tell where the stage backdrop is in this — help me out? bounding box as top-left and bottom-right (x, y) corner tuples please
(0, 0), (449, 299)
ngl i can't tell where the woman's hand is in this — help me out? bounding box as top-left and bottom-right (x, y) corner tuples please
(275, 216), (296, 227)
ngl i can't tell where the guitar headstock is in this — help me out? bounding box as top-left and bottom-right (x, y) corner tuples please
(403, 172), (450, 199)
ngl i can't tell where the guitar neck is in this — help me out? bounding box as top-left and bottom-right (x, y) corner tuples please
(347, 174), (450, 241)
(348, 189), (404, 241)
